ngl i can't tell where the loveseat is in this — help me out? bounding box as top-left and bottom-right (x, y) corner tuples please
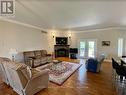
(86, 55), (105, 73)
(23, 50), (52, 68)
(0, 57), (49, 95)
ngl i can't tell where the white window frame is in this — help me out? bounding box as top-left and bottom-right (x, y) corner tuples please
(78, 39), (97, 58)
(118, 38), (123, 57)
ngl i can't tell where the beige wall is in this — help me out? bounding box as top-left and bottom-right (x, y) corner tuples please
(0, 20), (49, 62)
(0, 20), (126, 61)
(47, 30), (71, 53)
(0, 20), (70, 61)
(71, 29), (126, 59)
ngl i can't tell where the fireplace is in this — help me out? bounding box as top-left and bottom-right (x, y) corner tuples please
(54, 45), (69, 58)
(56, 49), (69, 57)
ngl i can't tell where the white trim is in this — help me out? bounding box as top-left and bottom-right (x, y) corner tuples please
(0, 17), (48, 31)
(1, 17), (126, 33)
(78, 39), (97, 58)
(72, 26), (126, 33)
(118, 38), (123, 57)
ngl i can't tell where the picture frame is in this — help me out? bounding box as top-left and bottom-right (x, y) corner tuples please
(102, 41), (110, 46)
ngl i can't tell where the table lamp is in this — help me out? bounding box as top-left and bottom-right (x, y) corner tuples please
(9, 48), (18, 61)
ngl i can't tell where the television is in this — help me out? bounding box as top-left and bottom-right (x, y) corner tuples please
(70, 48), (78, 54)
(56, 37), (68, 45)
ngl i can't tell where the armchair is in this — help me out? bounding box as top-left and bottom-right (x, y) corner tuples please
(1, 59), (49, 95)
(86, 55), (105, 73)
(0, 57), (11, 85)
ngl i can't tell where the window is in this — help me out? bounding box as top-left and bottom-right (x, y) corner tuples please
(118, 38), (123, 57)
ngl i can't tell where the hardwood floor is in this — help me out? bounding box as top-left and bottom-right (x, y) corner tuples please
(0, 57), (117, 95)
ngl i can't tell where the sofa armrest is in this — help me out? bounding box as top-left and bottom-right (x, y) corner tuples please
(28, 57), (36, 60)
(35, 64), (52, 71)
(46, 54), (52, 56)
(26, 58), (34, 67)
(31, 69), (49, 80)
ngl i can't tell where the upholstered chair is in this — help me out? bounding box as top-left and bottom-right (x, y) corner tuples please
(1, 59), (49, 95)
(0, 57), (11, 84)
(86, 55), (105, 73)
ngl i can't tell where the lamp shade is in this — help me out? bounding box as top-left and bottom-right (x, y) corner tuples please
(9, 48), (18, 55)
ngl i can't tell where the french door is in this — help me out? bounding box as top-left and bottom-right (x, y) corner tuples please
(78, 39), (97, 58)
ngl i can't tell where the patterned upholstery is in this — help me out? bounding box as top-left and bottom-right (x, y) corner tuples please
(23, 50), (52, 68)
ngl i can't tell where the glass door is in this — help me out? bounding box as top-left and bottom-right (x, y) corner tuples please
(79, 41), (86, 57)
(88, 41), (95, 58)
(79, 39), (97, 58)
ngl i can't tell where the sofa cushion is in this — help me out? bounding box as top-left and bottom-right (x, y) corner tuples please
(41, 50), (47, 57)
(40, 57), (47, 63)
(34, 58), (41, 63)
(34, 50), (42, 58)
(24, 51), (35, 58)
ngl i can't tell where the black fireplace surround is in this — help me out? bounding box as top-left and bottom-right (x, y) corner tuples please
(54, 45), (69, 58)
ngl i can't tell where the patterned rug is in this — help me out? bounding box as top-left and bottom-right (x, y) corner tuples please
(49, 61), (82, 85)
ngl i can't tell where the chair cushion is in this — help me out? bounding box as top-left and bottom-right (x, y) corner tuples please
(18, 65), (32, 80)
(11, 62), (32, 80)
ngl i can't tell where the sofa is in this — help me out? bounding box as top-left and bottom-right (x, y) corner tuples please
(0, 57), (49, 95)
(86, 55), (105, 73)
(23, 50), (52, 68)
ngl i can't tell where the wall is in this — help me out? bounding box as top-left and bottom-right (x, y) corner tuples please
(1, 20), (126, 61)
(71, 29), (126, 59)
(47, 30), (71, 53)
(0, 20), (49, 62)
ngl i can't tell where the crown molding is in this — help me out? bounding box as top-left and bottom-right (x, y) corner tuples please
(72, 26), (126, 33)
(0, 17), (47, 31)
(1, 17), (126, 33)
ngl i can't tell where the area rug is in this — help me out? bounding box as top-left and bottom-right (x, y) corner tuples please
(49, 61), (82, 85)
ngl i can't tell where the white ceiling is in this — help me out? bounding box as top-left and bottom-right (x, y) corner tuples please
(2, 0), (126, 31)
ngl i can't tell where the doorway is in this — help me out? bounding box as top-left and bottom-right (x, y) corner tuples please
(78, 39), (97, 58)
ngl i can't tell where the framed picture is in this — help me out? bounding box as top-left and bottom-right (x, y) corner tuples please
(102, 41), (110, 46)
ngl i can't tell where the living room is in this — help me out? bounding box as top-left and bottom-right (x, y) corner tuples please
(0, 0), (126, 95)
